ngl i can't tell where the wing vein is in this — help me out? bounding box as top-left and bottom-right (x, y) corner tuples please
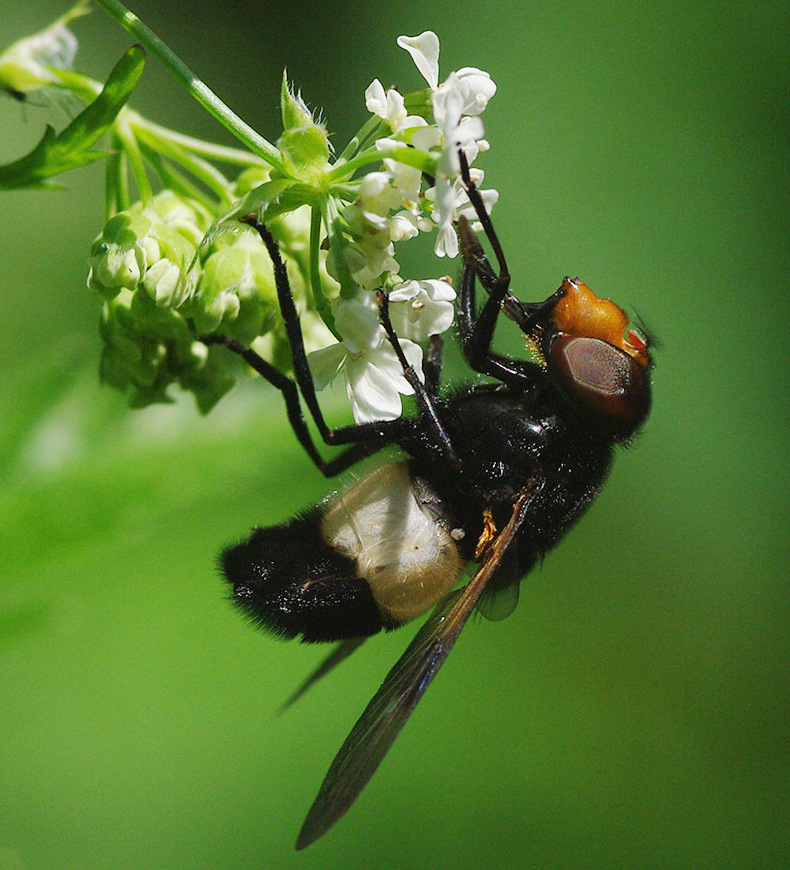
(295, 487), (534, 850)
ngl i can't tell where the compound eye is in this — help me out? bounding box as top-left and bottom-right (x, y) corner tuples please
(548, 335), (650, 439)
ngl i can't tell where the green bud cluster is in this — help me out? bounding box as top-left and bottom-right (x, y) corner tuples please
(91, 184), (312, 412)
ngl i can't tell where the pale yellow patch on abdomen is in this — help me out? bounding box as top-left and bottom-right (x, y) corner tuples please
(321, 463), (466, 623)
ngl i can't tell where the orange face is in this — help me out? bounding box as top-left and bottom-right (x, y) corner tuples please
(551, 278), (650, 370)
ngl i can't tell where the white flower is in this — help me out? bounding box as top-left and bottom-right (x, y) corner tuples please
(445, 67), (497, 115)
(396, 32), (496, 112)
(344, 172), (402, 238)
(433, 76), (486, 174)
(345, 30), (499, 280)
(333, 291), (381, 353)
(388, 278), (456, 341)
(309, 292), (424, 423)
(382, 155), (423, 206)
(389, 210), (420, 242)
(365, 79), (407, 129)
(423, 169), (498, 258)
(366, 82), (429, 141)
(397, 31), (441, 89)
(358, 171), (403, 216)
(453, 170), (499, 228)
(338, 237), (399, 289)
(392, 34), (498, 258)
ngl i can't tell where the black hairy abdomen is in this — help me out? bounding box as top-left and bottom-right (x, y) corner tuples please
(221, 509), (386, 643)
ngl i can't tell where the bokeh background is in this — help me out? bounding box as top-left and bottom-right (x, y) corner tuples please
(1, 2), (788, 868)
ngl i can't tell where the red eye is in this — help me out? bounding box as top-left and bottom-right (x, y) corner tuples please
(548, 335), (651, 439)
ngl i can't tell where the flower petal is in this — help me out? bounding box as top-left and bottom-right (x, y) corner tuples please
(454, 67), (497, 115)
(345, 354), (404, 422)
(397, 31), (440, 90)
(388, 279), (456, 340)
(364, 79), (388, 117)
(308, 342), (347, 391)
(334, 292), (383, 353)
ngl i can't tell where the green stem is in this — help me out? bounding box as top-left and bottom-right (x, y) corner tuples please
(105, 139), (126, 217)
(336, 115), (386, 163)
(92, 0), (284, 171)
(130, 116), (267, 167)
(309, 205), (338, 339)
(114, 117), (152, 203)
(134, 125), (233, 205)
(137, 145), (218, 213)
(323, 198), (357, 301)
(328, 144), (436, 182)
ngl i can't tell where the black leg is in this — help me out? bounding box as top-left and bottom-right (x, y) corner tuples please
(456, 153), (564, 394)
(200, 216), (423, 478)
(240, 216), (329, 439)
(458, 152), (566, 332)
(377, 290), (459, 470)
(224, 215), (469, 476)
(201, 334), (394, 477)
(458, 151), (511, 328)
(422, 335), (444, 398)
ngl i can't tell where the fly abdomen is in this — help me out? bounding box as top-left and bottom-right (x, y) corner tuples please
(220, 463), (466, 643)
(221, 512), (386, 642)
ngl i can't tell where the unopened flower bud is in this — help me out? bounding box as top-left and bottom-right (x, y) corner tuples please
(192, 229), (278, 341)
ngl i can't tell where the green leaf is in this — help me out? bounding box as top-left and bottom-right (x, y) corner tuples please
(0, 45), (146, 190)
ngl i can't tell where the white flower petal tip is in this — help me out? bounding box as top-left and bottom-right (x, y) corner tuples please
(397, 31), (441, 89)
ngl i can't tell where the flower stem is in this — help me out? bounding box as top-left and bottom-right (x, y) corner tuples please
(92, 0), (284, 171)
(309, 205), (338, 338)
(336, 115), (385, 164)
(137, 145), (218, 212)
(328, 144), (435, 182)
(131, 117), (267, 167)
(105, 139), (128, 216)
(134, 124), (233, 205)
(114, 117), (152, 203)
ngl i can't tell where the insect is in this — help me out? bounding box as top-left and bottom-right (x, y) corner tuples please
(204, 153), (653, 849)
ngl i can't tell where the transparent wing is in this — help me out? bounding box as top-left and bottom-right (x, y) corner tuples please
(279, 637), (367, 714)
(476, 576), (520, 621)
(295, 488), (535, 850)
(476, 546), (521, 621)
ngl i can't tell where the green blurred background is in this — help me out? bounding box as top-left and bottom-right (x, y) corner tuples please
(1, 2), (788, 868)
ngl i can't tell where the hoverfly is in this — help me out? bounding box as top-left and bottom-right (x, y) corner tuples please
(204, 153), (653, 849)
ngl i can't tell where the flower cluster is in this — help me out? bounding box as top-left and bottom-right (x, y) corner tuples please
(1, 13), (499, 422)
(303, 30), (498, 421)
(89, 184), (318, 411)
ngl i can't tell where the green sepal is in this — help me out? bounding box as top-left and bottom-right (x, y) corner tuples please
(194, 177), (291, 267)
(196, 176), (324, 264)
(0, 45), (145, 189)
(277, 72), (330, 183)
(277, 126), (330, 184)
(280, 71), (314, 131)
